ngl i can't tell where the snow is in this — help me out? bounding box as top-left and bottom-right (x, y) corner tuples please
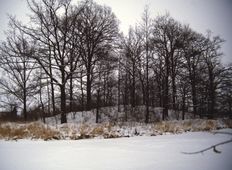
(0, 129), (232, 170)
(44, 106), (194, 126)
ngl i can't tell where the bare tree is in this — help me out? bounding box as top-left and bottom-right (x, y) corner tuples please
(0, 26), (38, 121)
(202, 32), (224, 117)
(11, 0), (83, 123)
(219, 64), (232, 117)
(151, 14), (182, 120)
(120, 27), (144, 121)
(180, 26), (206, 117)
(74, 0), (119, 110)
(140, 6), (152, 123)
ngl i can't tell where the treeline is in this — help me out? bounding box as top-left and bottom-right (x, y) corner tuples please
(0, 0), (231, 123)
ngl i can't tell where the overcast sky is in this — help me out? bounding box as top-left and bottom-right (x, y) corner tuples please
(0, 0), (231, 63)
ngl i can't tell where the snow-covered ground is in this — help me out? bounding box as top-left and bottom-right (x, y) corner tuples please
(44, 106), (194, 125)
(0, 129), (231, 170)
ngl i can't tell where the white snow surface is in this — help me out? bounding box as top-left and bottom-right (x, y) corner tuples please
(0, 129), (232, 170)
(44, 106), (194, 126)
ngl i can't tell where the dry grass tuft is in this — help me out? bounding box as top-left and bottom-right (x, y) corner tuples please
(90, 126), (104, 136)
(153, 121), (183, 134)
(182, 120), (192, 131)
(222, 119), (232, 128)
(203, 120), (217, 131)
(153, 119), (232, 134)
(0, 122), (60, 140)
(0, 125), (12, 138)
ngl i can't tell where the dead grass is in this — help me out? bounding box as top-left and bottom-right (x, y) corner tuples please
(153, 119), (232, 134)
(222, 119), (232, 128)
(90, 126), (104, 136)
(0, 125), (12, 138)
(29, 123), (60, 140)
(153, 121), (183, 134)
(197, 120), (217, 131)
(79, 124), (90, 136)
(182, 120), (192, 131)
(86, 123), (118, 139)
(0, 119), (231, 141)
(0, 122), (60, 140)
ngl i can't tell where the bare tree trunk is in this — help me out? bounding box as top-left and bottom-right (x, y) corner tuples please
(171, 73), (177, 111)
(191, 80), (197, 118)
(118, 57), (121, 112)
(51, 80), (56, 113)
(103, 72), (106, 105)
(141, 6), (151, 123)
(124, 73), (128, 122)
(96, 89), (100, 123)
(69, 73), (73, 112)
(131, 62), (136, 108)
(39, 68), (46, 123)
(23, 58), (27, 121)
(145, 42), (149, 124)
(80, 70), (84, 111)
(60, 85), (67, 124)
(182, 86), (186, 120)
(40, 83), (45, 123)
(23, 88), (27, 121)
(171, 52), (177, 113)
(86, 71), (92, 110)
(163, 57), (169, 120)
(69, 50), (74, 112)
(49, 47), (56, 114)
(46, 79), (51, 115)
(208, 72), (215, 118)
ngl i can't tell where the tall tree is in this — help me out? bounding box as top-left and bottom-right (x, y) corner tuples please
(140, 6), (152, 123)
(0, 26), (38, 120)
(151, 14), (182, 120)
(202, 32), (224, 117)
(181, 25), (205, 117)
(219, 64), (232, 117)
(76, 0), (119, 110)
(122, 27), (143, 109)
(11, 0), (83, 123)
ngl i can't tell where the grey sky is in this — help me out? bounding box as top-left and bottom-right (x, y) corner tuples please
(0, 0), (231, 63)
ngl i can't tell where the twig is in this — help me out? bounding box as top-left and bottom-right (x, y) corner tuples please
(182, 139), (232, 154)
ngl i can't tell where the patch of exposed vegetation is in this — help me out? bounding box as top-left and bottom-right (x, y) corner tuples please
(0, 119), (231, 141)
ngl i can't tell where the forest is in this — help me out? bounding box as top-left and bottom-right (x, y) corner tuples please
(0, 0), (232, 124)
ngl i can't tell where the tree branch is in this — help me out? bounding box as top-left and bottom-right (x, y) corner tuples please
(182, 132), (232, 154)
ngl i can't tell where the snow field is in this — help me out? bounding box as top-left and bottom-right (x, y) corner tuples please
(0, 129), (232, 170)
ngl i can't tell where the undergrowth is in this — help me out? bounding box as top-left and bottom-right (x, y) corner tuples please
(0, 122), (60, 140)
(0, 119), (231, 141)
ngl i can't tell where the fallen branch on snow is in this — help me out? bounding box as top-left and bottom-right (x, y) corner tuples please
(182, 131), (232, 154)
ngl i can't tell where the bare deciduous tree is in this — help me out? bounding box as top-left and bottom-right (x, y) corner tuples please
(0, 26), (38, 120)
(151, 14), (182, 120)
(75, 0), (119, 110)
(11, 0), (83, 123)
